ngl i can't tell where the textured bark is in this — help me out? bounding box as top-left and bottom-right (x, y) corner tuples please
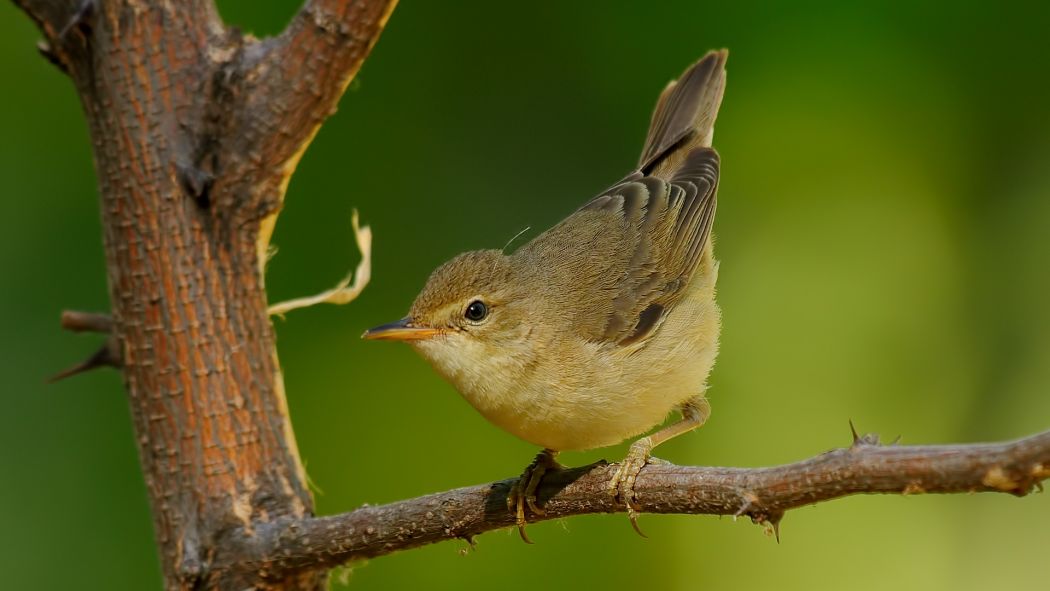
(14, 0), (397, 589)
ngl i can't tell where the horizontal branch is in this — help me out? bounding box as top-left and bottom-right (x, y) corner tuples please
(217, 427), (1050, 582)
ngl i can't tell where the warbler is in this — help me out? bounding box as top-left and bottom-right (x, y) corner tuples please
(365, 50), (727, 540)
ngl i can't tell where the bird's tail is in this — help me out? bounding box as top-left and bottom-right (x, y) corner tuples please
(638, 49), (728, 178)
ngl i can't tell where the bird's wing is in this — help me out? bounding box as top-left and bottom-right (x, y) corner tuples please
(513, 52), (724, 346)
(575, 147), (719, 345)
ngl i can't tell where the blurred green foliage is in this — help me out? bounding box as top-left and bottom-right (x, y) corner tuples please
(2, 1), (1049, 589)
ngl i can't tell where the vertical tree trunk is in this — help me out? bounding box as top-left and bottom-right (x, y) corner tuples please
(14, 1), (396, 588)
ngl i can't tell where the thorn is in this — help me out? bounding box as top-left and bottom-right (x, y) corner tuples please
(889, 434), (902, 446)
(770, 514), (783, 543)
(47, 335), (121, 383)
(60, 310), (112, 333)
(36, 40), (69, 75)
(753, 511), (784, 542)
(58, 0), (97, 41)
(848, 419), (881, 447)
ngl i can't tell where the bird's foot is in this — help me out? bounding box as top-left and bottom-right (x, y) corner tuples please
(608, 436), (654, 537)
(507, 449), (560, 543)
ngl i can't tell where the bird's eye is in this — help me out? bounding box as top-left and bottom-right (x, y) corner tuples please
(464, 300), (488, 322)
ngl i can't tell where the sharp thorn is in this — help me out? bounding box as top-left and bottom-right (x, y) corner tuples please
(766, 511), (784, 543)
(47, 336), (120, 383)
(849, 419), (883, 447)
(35, 40), (69, 75)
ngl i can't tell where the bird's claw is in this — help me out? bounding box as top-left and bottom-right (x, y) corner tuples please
(608, 437), (654, 537)
(507, 449), (560, 543)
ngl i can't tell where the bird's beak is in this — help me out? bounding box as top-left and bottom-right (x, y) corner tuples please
(362, 317), (442, 341)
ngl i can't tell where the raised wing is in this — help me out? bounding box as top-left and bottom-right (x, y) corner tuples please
(513, 52), (725, 346)
(577, 147), (719, 345)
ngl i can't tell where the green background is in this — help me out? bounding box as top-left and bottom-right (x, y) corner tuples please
(2, 1), (1049, 589)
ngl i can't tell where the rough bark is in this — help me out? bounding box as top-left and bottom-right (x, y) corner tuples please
(14, 0), (397, 589)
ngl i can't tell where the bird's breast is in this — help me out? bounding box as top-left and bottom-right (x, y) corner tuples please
(414, 260), (720, 452)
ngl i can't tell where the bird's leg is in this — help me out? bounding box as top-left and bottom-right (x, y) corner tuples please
(507, 448), (561, 543)
(609, 396), (711, 535)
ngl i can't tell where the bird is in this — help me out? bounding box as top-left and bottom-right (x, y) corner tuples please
(364, 49), (727, 541)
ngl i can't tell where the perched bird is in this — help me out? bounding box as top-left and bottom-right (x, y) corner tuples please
(365, 50), (727, 540)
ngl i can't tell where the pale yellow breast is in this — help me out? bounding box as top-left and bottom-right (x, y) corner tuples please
(463, 255), (721, 452)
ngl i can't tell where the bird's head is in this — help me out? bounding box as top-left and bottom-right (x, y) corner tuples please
(363, 249), (537, 389)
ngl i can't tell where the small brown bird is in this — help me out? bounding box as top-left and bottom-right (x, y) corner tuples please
(365, 50), (727, 540)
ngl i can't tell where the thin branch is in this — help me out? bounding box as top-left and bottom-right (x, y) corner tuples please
(215, 428), (1050, 582)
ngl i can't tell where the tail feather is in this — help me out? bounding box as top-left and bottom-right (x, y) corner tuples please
(639, 50), (728, 178)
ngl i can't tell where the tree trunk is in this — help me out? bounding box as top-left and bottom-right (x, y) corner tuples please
(14, 1), (396, 588)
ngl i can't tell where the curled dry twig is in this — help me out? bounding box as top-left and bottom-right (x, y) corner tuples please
(268, 211), (373, 318)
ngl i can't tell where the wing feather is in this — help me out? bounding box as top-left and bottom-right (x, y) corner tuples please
(572, 148), (719, 345)
(513, 52), (725, 347)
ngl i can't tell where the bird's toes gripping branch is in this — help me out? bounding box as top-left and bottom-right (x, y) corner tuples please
(608, 436), (655, 537)
(507, 449), (561, 543)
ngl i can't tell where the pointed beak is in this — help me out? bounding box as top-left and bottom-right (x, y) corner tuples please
(362, 317), (442, 341)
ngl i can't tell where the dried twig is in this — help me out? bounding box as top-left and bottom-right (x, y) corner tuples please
(268, 211), (372, 317)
